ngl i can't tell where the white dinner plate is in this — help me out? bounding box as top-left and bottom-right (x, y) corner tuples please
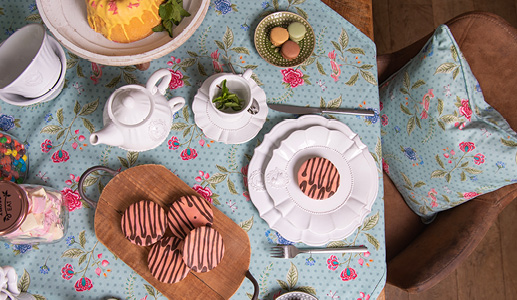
(248, 115), (379, 245)
(192, 73), (268, 144)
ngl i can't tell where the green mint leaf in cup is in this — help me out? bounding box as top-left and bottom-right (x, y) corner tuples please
(212, 79), (244, 111)
(153, 0), (191, 38)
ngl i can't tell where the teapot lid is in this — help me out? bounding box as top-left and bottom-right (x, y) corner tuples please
(109, 87), (153, 126)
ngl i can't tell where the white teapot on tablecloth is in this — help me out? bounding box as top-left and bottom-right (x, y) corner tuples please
(89, 69), (185, 152)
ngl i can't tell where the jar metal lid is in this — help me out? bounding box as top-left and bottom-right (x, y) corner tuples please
(0, 181), (28, 235)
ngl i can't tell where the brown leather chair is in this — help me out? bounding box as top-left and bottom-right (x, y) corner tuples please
(377, 11), (517, 293)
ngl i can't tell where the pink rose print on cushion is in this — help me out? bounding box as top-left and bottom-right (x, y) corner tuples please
(419, 89), (434, 119)
(473, 153), (485, 165)
(459, 98), (473, 121)
(41, 139), (52, 153)
(61, 264), (74, 280)
(463, 192), (479, 200)
(428, 188), (438, 208)
(74, 277), (93, 292)
(62, 188), (82, 211)
(281, 68), (304, 88)
(381, 114), (388, 126)
(193, 184), (213, 203)
(180, 148), (197, 160)
(459, 142), (475, 153)
(340, 267), (358, 281)
(51, 149), (70, 163)
(168, 69), (184, 89)
(327, 255), (339, 270)
(168, 136), (180, 150)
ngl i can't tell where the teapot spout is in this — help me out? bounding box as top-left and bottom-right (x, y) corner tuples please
(90, 124), (124, 147)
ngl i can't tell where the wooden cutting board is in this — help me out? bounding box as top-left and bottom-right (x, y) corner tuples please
(94, 164), (251, 299)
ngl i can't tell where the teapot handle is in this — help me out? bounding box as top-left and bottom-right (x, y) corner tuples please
(146, 69), (172, 96)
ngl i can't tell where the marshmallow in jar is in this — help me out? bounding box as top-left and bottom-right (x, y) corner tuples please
(0, 181), (68, 244)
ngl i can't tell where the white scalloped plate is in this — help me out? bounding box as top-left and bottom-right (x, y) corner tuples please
(248, 115), (378, 245)
(192, 73), (268, 144)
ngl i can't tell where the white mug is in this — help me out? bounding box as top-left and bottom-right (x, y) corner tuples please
(0, 24), (61, 99)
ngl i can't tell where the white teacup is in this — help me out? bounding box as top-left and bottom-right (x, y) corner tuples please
(209, 69), (254, 119)
(0, 24), (61, 99)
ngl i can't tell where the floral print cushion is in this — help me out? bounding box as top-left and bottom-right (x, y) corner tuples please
(379, 25), (517, 222)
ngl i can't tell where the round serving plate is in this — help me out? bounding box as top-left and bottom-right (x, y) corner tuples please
(36, 0), (210, 66)
(254, 11), (315, 68)
(248, 115), (379, 245)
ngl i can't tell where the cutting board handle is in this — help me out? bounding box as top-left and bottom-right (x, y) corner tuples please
(78, 165), (120, 209)
(246, 270), (259, 300)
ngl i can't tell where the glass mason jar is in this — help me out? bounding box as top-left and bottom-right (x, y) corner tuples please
(0, 131), (29, 184)
(0, 181), (68, 244)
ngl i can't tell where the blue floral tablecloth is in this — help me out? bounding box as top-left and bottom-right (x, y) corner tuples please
(0, 0), (385, 299)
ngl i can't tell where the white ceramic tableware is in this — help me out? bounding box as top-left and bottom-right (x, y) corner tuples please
(0, 24), (61, 99)
(192, 72), (268, 144)
(208, 69), (254, 119)
(0, 36), (67, 106)
(89, 69), (185, 152)
(247, 115), (379, 246)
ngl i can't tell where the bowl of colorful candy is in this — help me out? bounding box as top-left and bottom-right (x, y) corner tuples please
(0, 131), (28, 184)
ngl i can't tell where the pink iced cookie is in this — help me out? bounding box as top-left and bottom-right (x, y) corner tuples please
(167, 195), (213, 239)
(182, 226), (224, 273)
(121, 200), (167, 246)
(297, 157), (340, 200)
(148, 236), (190, 283)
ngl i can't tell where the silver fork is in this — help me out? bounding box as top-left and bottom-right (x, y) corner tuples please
(270, 244), (368, 259)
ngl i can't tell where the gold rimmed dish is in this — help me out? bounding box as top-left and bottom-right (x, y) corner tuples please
(254, 11), (315, 68)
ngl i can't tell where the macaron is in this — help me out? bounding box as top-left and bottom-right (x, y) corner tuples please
(280, 40), (300, 60)
(287, 22), (306, 42)
(148, 236), (190, 283)
(297, 157), (340, 200)
(270, 27), (289, 47)
(121, 200), (167, 246)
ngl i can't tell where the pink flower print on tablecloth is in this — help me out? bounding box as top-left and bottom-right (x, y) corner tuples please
(381, 114), (388, 126)
(41, 139), (52, 153)
(459, 142), (475, 153)
(382, 158), (389, 174)
(193, 184), (213, 203)
(327, 255), (339, 270)
(168, 136), (180, 150)
(459, 98), (473, 121)
(61, 264), (74, 280)
(328, 50), (342, 82)
(211, 49), (224, 73)
(473, 153), (485, 165)
(357, 291), (371, 300)
(51, 149), (70, 163)
(428, 188), (438, 208)
(340, 267), (358, 281)
(281, 68), (304, 88)
(65, 174), (80, 186)
(74, 276), (93, 292)
(168, 69), (184, 89)
(90, 63), (103, 84)
(180, 148), (197, 160)
(61, 188), (82, 212)
(195, 171), (209, 182)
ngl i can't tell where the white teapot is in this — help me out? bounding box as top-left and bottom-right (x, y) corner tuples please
(90, 69), (185, 152)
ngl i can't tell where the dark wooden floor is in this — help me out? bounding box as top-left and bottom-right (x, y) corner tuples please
(372, 1), (517, 299)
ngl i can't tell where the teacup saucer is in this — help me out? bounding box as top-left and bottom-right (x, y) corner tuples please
(0, 36), (66, 106)
(192, 73), (268, 144)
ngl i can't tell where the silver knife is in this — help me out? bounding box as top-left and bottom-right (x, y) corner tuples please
(269, 104), (376, 117)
